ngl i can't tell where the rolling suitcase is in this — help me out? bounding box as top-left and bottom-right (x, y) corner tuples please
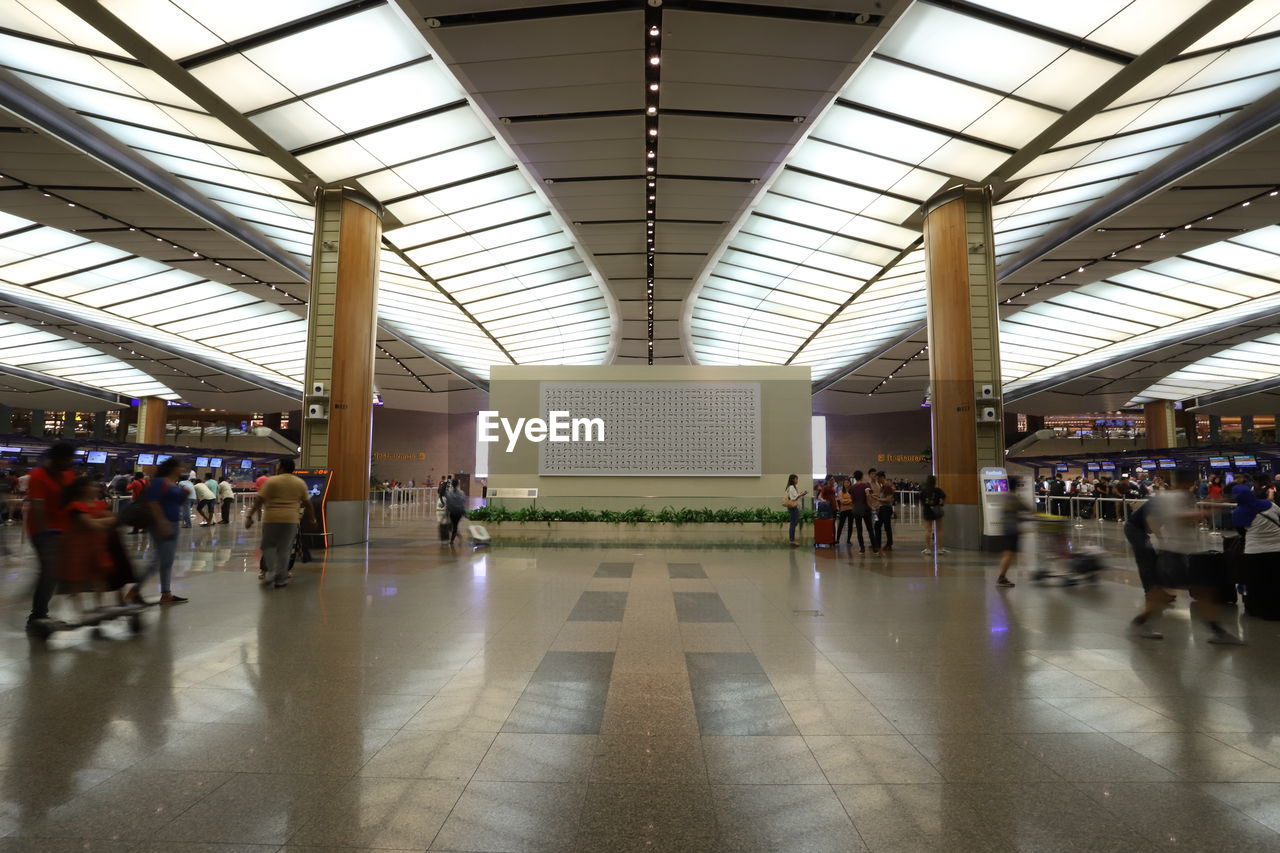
(813, 517), (836, 549)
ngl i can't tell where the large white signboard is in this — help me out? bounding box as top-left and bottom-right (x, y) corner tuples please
(538, 381), (761, 476)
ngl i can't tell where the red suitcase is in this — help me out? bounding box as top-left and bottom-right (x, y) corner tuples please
(812, 517), (836, 548)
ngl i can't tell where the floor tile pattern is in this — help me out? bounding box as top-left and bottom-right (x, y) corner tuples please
(0, 514), (1278, 851)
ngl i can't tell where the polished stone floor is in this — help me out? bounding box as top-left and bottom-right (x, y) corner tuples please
(0, 511), (1279, 852)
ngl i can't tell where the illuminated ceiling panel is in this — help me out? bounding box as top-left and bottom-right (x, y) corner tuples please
(1129, 331), (1280, 403)
(993, 25), (1280, 263)
(689, 1), (1123, 377)
(0, 0), (614, 382)
(0, 9), (315, 263)
(1002, 224), (1280, 395)
(0, 212), (307, 390)
(175, 1), (614, 374)
(0, 318), (177, 399)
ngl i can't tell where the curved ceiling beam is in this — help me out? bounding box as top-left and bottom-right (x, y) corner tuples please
(0, 363), (130, 408)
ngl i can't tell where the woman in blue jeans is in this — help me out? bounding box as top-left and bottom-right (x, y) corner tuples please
(129, 457), (189, 605)
(784, 473), (807, 547)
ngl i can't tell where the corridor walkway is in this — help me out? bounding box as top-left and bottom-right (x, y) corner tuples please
(0, 517), (1278, 851)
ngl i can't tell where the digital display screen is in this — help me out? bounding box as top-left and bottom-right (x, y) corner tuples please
(1140, 461), (1156, 469)
(1055, 465), (1068, 472)
(1209, 456), (1231, 468)
(1159, 459), (1177, 469)
(241, 459), (253, 469)
(195, 456), (209, 468)
(86, 451), (107, 464)
(1101, 462), (1116, 471)
(1234, 455), (1258, 468)
(984, 478), (1009, 492)
(209, 458), (222, 468)
(1086, 463), (1100, 471)
(157, 454), (171, 464)
(137, 453), (155, 465)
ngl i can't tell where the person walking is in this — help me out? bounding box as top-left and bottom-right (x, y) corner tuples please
(177, 473), (196, 528)
(217, 476), (234, 524)
(783, 474), (806, 547)
(873, 472), (895, 553)
(193, 476), (216, 526)
(920, 474), (947, 555)
(130, 457), (189, 605)
(246, 459), (314, 588)
(1234, 483), (1280, 620)
(994, 478), (1031, 588)
(445, 480), (468, 544)
(1128, 489), (1241, 643)
(23, 442), (77, 633)
(59, 476), (120, 619)
(125, 472), (148, 534)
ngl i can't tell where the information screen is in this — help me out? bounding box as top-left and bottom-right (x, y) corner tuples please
(984, 478), (1009, 492)
(1139, 460), (1156, 469)
(1101, 462), (1116, 471)
(1086, 463), (1100, 471)
(209, 457), (223, 468)
(1209, 456), (1231, 468)
(240, 459), (253, 469)
(137, 453), (155, 465)
(157, 454), (171, 464)
(1234, 455), (1258, 468)
(1159, 459), (1177, 469)
(86, 450), (107, 464)
(195, 456), (209, 468)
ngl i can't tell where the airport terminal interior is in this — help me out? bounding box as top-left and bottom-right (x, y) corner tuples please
(4, 0), (1280, 850)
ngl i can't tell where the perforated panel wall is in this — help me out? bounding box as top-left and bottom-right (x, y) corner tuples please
(538, 382), (761, 476)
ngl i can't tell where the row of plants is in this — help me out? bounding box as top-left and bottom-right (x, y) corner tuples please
(469, 505), (817, 525)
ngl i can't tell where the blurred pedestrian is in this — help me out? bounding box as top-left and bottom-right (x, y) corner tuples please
(246, 459), (314, 588)
(129, 457), (189, 605)
(24, 443), (77, 633)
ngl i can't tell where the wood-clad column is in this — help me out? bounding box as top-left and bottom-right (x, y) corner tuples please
(136, 397), (167, 445)
(923, 186), (1004, 549)
(302, 188), (383, 545)
(135, 397), (167, 475)
(1144, 401), (1176, 449)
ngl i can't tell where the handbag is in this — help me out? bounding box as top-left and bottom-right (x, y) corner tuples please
(781, 497), (797, 508)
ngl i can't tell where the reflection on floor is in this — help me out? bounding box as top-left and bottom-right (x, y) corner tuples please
(0, 513), (1279, 852)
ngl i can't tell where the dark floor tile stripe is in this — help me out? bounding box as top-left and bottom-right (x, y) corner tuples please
(686, 652), (797, 736)
(674, 591), (733, 623)
(667, 561), (708, 579)
(594, 562), (634, 578)
(568, 591), (628, 622)
(504, 651), (616, 734)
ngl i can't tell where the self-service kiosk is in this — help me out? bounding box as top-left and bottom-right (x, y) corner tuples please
(293, 468), (332, 549)
(979, 467), (1010, 539)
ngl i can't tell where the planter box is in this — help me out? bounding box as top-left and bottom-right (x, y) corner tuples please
(480, 520), (801, 546)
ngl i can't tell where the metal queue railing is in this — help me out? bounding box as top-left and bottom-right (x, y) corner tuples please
(1032, 494), (1238, 536)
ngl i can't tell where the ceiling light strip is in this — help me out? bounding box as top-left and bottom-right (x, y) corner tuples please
(644, 2), (663, 365)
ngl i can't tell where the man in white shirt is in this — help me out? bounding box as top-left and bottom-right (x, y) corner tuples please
(217, 476), (235, 524)
(193, 477), (216, 526)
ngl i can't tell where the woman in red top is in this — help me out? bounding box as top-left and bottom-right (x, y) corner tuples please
(60, 477), (118, 617)
(1207, 476), (1224, 501)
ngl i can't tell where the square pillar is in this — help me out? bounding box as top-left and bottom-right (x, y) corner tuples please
(301, 188), (384, 545)
(923, 186), (1004, 549)
(1144, 401), (1176, 449)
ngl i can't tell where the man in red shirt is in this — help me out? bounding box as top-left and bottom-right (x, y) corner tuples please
(26, 442), (77, 630)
